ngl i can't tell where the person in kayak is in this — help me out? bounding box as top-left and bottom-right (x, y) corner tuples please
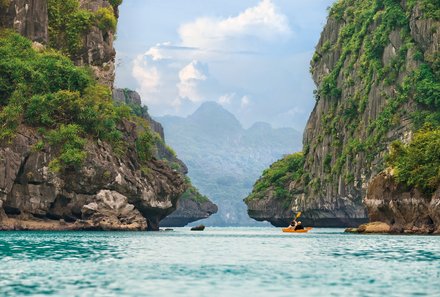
(287, 219), (297, 230)
(287, 218), (304, 230)
(295, 221), (304, 230)
(285, 212), (305, 230)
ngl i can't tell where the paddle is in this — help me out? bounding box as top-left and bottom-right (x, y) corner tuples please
(291, 212), (302, 229)
(286, 212), (301, 227)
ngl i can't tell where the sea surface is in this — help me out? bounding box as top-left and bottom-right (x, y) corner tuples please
(0, 228), (439, 297)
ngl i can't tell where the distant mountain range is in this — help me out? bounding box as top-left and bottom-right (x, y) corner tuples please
(157, 102), (302, 226)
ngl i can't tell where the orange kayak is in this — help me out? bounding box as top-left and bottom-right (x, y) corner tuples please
(282, 227), (313, 233)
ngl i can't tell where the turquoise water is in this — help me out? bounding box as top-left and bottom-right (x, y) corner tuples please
(1, 228), (439, 297)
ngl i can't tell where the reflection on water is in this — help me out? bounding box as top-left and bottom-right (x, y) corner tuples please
(0, 228), (439, 297)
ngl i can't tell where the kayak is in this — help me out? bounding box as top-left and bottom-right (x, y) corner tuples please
(282, 227), (313, 233)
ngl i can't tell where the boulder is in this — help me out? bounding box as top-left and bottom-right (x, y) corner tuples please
(80, 190), (147, 231)
(357, 222), (391, 233)
(363, 171), (438, 234)
(191, 225), (205, 231)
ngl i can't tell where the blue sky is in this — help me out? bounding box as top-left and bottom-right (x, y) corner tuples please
(115, 0), (335, 130)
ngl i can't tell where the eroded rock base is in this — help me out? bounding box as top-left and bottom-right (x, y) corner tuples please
(351, 172), (440, 234)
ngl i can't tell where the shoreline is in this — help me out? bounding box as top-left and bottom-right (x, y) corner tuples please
(2, 219), (439, 235)
(0, 217), (146, 231)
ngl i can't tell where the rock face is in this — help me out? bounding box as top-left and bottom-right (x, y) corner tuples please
(0, 0), (117, 87)
(246, 196), (295, 228)
(245, 1), (439, 227)
(0, 124), (186, 231)
(0, 0), (48, 43)
(113, 89), (164, 139)
(246, 178), (367, 227)
(113, 89), (218, 226)
(80, 190), (147, 231)
(160, 198), (218, 227)
(0, 1), (205, 231)
(74, 0), (118, 87)
(363, 171), (440, 234)
(112, 89), (184, 170)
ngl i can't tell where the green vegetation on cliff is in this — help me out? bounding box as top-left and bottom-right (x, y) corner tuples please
(0, 30), (154, 170)
(109, 0), (122, 6)
(46, 124), (87, 171)
(0, 0), (10, 10)
(388, 127), (440, 194)
(407, 0), (440, 19)
(246, 153), (304, 202)
(136, 131), (155, 163)
(312, 0), (439, 190)
(180, 182), (210, 203)
(48, 0), (118, 56)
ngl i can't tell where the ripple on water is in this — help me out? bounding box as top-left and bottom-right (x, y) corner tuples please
(0, 228), (440, 297)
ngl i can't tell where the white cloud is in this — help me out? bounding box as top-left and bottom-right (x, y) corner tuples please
(117, 0), (334, 129)
(128, 0), (296, 120)
(218, 93), (236, 106)
(179, 60), (208, 81)
(284, 107), (305, 116)
(241, 95), (251, 109)
(145, 42), (171, 61)
(177, 60), (209, 102)
(178, 0), (292, 50)
(132, 55), (161, 102)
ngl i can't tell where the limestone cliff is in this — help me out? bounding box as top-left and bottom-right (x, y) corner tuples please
(0, 1), (196, 231)
(160, 185), (218, 227)
(112, 89), (186, 172)
(364, 171), (440, 234)
(0, 0), (118, 87)
(113, 89), (218, 226)
(0, 0), (48, 43)
(73, 0), (119, 87)
(246, 0), (439, 228)
(0, 123), (186, 231)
